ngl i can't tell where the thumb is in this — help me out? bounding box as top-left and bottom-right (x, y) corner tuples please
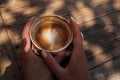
(22, 17), (35, 53)
(41, 51), (64, 77)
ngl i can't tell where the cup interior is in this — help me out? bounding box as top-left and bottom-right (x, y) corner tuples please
(30, 16), (73, 52)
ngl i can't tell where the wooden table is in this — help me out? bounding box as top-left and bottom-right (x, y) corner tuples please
(0, 0), (120, 80)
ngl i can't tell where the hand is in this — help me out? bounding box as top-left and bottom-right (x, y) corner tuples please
(41, 17), (91, 80)
(21, 17), (68, 80)
(22, 17), (53, 80)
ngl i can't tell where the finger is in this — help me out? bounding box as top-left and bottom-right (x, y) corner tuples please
(22, 17), (35, 52)
(69, 17), (83, 50)
(41, 51), (64, 77)
(69, 17), (85, 64)
(32, 44), (38, 54)
(54, 50), (67, 63)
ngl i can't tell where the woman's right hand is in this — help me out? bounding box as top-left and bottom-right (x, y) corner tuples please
(41, 17), (91, 80)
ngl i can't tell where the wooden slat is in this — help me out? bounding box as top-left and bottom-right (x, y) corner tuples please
(0, 10), (21, 80)
(90, 56), (120, 80)
(82, 11), (120, 70)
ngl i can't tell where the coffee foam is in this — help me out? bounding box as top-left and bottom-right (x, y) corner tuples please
(35, 21), (69, 51)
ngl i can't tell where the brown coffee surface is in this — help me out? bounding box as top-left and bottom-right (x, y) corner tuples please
(34, 20), (70, 51)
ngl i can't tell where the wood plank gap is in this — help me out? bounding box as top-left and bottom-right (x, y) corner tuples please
(89, 54), (120, 71)
(0, 10), (21, 80)
(79, 10), (120, 25)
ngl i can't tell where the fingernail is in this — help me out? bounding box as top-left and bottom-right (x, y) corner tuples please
(71, 16), (76, 22)
(41, 51), (47, 59)
(29, 17), (35, 20)
(80, 32), (84, 39)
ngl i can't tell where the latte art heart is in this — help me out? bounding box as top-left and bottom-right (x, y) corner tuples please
(41, 26), (58, 50)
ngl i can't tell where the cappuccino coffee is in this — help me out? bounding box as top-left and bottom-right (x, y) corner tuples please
(30, 15), (73, 52)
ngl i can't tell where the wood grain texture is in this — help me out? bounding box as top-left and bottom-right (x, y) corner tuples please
(0, 0), (120, 80)
(91, 56), (120, 80)
(82, 11), (120, 69)
(0, 10), (21, 80)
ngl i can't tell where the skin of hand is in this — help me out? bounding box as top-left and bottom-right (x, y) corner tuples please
(41, 17), (91, 80)
(22, 17), (53, 80)
(22, 17), (68, 80)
